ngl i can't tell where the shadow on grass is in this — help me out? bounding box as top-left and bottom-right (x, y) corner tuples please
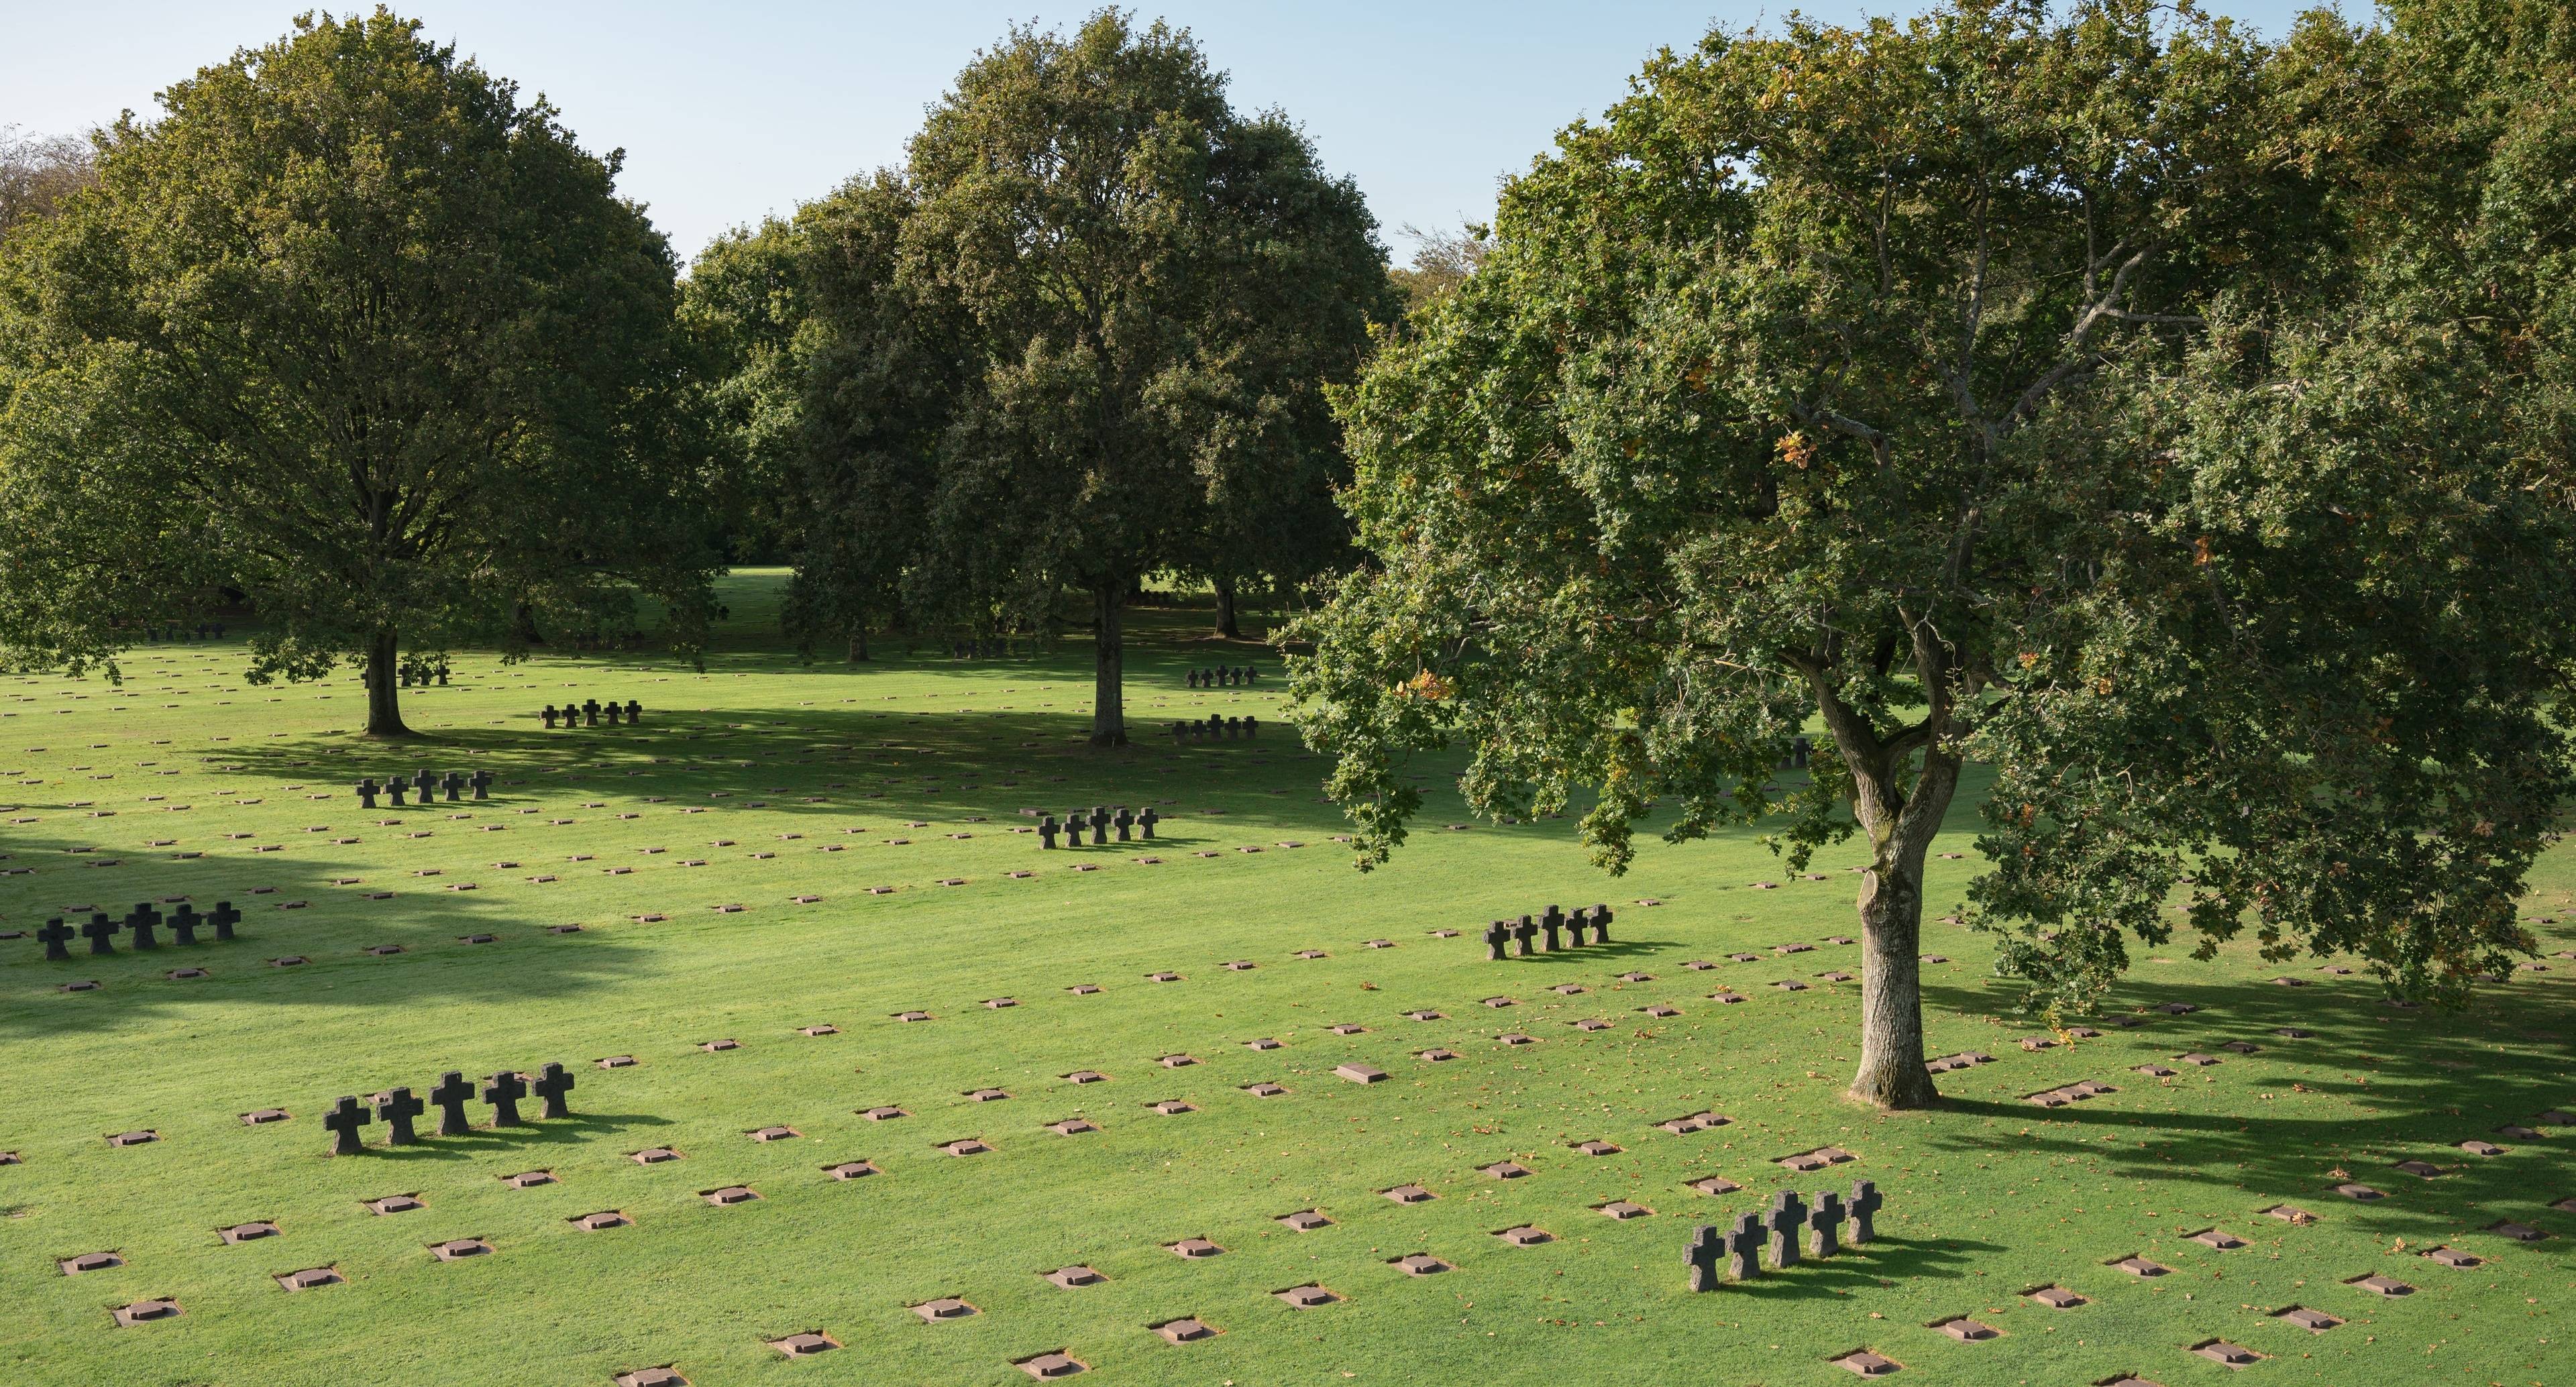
(351, 1111), (676, 1164)
(1717, 1234), (2003, 1299)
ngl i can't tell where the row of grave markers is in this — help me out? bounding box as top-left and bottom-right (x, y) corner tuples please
(1184, 667), (1259, 688)
(1687, 1180), (1883, 1288)
(354, 768), (493, 808)
(1039, 806), (1160, 847)
(39, 901), (239, 958)
(541, 699), (644, 728)
(1169, 714), (1258, 743)
(322, 1063), (576, 1154)
(1485, 903), (1616, 957)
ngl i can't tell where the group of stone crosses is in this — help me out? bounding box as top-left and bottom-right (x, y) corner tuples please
(321, 1063), (576, 1154)
(39, 900), (241, 959)
(1185, 665), (1259, 688)
(395, 663), (451, 687)
(354, 767), (493, 808)
(541, 698), (644, 729)
(1039, 805), (1161, 848)
(1485, 903), (1617, 958)
(1687, 1180), (1884, 1288)
(1169, 714), (1258, 743)
(140, 622), (227, 642)
(949, 637), (1019, 659)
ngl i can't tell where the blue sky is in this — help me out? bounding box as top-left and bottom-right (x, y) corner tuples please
(7, 1), (2349, 266)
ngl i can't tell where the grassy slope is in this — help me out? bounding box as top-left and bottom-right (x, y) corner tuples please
(1, 571), (2567, 1386)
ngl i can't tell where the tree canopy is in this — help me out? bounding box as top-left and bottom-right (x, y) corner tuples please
(1289, 0), (2576, 1109)
(0, 9), (717, 734)
(772, 10), (1395, 740)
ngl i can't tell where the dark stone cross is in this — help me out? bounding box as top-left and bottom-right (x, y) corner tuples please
(482, 1070), (527, 1126)
(375, 1087), (425, 1145)
(1512, 914), (1537, 957)
(1765, 1190), (1807, 1269)
(1847, 1180), (1882, 1245)
(411, 768), (435, 801)
(530, 1062), (574, 1119)
(1038, 816), (1059, 849)
(1244, 715), (1259, 740)
(1187, 670), (1201, 688)
(355, 778), (380, 809)
(468, 769), (493, 801)
(125, 904), (161, 950)
(428, 1071), (475, 1137)
(441, 772), (464, 803)
(542, 706), (559, 729)
(1138, 808), (1159, 838)
(435, 665), (449, 685)
(323, 1095), (371, 1156)
(81, 913), (119, 955)
(209, 901), (240, 942)
(1485, 920), (1511, 962)
(625, 700), (641, 724)
(1565, 905), (1592, 947)
(386, 777), (408, 808)
(170, 905), (201, 945)
(583, 699), (600, 727)
(1088, 807), (1109, 846)
(1114, 808), (1134, 842)
(603, 702), (622, 726)
(1807, 1189), (1847, 1258)
(1589, 903), (1615, 944)
(39, 917), (74, 961)
(1540, 904), (1566, 952)
(1687, 1223), (1725, 1292)
(1725, 1211), (1764, 1281)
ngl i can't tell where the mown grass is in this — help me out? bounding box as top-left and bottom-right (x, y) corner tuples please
(1, 572), (2567, 1386)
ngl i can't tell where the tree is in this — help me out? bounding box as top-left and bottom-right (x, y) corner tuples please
(0, 127), (94, 241)
(1289, 0), (2575, 1110)
(1387, 223), (1489, 315)
(0, 10), (716, 734)
(793, 10), (1395, 742)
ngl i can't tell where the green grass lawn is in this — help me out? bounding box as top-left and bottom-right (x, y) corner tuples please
(2, 572), (2567, 1386)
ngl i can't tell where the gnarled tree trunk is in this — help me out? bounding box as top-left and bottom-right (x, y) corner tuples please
(847, 624), (869, 662)
(363, 628), (411, 738)
(1091, 579), (1127, 746)
(1842, 742), (1960, 1109)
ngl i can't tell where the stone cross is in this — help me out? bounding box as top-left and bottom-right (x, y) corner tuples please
(1485, 920), (1511, 962)
(1565, 906), (1591, 947)
(355, 778), (380, 809)
(1114, 808), (1134, 842)
(583, 699), (600, 726)
(1687, 1223), (1725, 1292)
(1187, 669), (1201, 688)
(125, 904), (162, 950)
(1540, 904), (1565, 951)
(625, 700), (642, 724)
(1807, 1189), (1846, 1258)
(428, 1070), (474, 1137)
(530, 1062), (574, 1119)
(1138, 808), (1159, 838)
(209, 901), (240, 942)
(435, 665), (449, 686)
(386, 777), (408, 808)
(542, 706), (559, 729)
(1590, 903), (1615, 944)
(38, 917), (73, 960)
(441, 772), (464, 803)
(1512, 915), (1537, 957)
(1764, 1190), (1807, 1269)
(1038, 816), (1059, 849)
(411, 768), (435, 801)
(323, 1095), (371, 1156)
(80, 913), (119, 955)
(1725, 1211), (1764, 1280)
(169, 905), (201, 945)
(375, 1087), (425, 1145)
(1847, 1179), (1882, 1245)
(1088, 807), (1109, 846)
(603, 701), (622, 726)
(469, 770), (493, 801)
(482, 1070), (527, 1126)
(1244, 715), (1259, 740)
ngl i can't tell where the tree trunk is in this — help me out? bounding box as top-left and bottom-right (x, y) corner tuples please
(1091, 579), (1127, 747)
(1213, 575), (1242, 640)
(363, 628), (411, 738)
(846, 625), (869, 662)
(513, 602), (544, 646)
(1844, 746), (1961, 1109)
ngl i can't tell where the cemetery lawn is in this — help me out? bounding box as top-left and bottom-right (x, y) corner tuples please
(3, 570), (2568, 1387)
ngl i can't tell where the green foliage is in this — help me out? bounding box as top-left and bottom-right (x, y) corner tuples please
(1290, 0), (2576, 1093)
(780, 9), (1395, 735)
(0, 9), (718, 730)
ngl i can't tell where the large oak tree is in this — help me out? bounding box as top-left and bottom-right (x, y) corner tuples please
(0, 10), (716, 734)
(790, 11), (1395, 743)
(1291, 0), (2575, 1108)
